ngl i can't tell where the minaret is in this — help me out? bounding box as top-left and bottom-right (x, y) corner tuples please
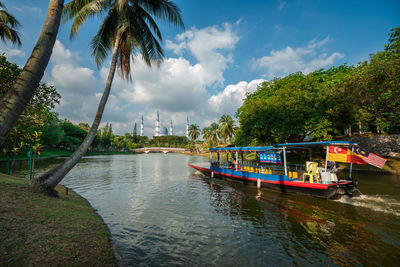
(156, 111), (160, 137)
(186, 116), (189, 139)
(140, 115), (144, 136)
(170, 120), (173, 136)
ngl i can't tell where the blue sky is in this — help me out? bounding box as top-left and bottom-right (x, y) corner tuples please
(1, 0), (399, 136)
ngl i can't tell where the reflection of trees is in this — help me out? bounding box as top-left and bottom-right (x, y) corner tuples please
(189, 174), (399, 266)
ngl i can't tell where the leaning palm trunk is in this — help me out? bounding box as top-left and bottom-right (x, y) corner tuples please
(0, 0), (64, 147)
(35, 35), (120, 190)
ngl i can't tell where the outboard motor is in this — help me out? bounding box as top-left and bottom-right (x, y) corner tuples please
(337, 177), (358, 197)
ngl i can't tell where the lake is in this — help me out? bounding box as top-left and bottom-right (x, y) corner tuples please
(2, 153), (400, 266)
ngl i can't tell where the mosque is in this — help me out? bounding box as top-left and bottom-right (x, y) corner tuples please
(140, 112), (189, 138)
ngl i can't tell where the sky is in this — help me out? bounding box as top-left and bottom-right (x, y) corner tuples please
(1, 0), (399, 137)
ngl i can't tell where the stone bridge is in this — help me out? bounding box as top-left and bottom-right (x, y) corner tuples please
(132, 147), (188, 154)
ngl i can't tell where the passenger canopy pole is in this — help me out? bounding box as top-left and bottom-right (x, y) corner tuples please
(283, 147), (287, 176)
(349, 145), (354, 178)
(324, 146), (329, 183)
(235, 151), (238, 171)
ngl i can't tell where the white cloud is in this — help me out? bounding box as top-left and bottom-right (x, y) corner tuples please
(0, 47), (25, 57)
(166, 23), (240, 86)
(252, 37), (344, 78)
(50, 40), (78, 65)
(48, 40), (98, 123)
(207, 79), (265, 116)
(51, 64), (96, 94)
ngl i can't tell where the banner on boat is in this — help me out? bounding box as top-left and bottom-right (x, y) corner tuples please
(260, 152), (282, 164)
(328, 146), (365, 164)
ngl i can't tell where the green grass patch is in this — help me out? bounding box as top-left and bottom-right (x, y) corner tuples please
(0, 173), (117, 266)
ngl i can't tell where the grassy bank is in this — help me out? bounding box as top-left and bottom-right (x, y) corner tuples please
(0, 173), (117, 266)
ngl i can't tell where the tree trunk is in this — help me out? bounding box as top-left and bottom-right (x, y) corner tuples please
(0, 0), (64, 147)
(35, 35), (121, 190)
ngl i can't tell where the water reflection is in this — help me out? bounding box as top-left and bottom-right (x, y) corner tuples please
(1, 154), (399, 266)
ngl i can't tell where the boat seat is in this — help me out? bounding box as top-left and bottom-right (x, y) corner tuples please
(303, 162), (318, 183)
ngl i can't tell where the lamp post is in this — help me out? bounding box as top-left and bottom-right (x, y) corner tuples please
(27, 147), (34, 180)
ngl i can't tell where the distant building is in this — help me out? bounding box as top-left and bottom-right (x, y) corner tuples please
(186, 116), (189, 139)
(140, 115), (144, 136)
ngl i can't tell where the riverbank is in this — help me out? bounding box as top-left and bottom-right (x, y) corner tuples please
(0, 173), (117, 266)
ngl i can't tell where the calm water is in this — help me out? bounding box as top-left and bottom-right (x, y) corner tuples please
(2, 154), (400, 266)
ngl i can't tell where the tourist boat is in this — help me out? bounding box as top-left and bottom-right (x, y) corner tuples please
(188, 141), (361, 199)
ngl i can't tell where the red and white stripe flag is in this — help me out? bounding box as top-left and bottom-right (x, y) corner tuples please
(353, 147), (387, 169)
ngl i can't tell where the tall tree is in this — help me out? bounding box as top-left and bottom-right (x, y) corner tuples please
(35, 0), (184, 192)
(0, 1), (21, 46)
(0, 0), (64, 147)
(218, 114), (235, 142)
(202, 122), (219, 147)
(188, 124), (200, 141)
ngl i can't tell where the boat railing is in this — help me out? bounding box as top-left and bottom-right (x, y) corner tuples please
(211, 161), (305, 180)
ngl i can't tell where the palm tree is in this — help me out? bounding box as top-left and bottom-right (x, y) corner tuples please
(202, 122), (219, 147)
(188, 124), (200, 141)
(35, 0), (184, 192)
(218, 114), (235, 142)
(0, 1), (21, 46)
(0, 0), (64, 147)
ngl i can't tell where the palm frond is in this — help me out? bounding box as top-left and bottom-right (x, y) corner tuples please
(132, 0), (184, 29)
(0, 24), (21, 45)
(0, 10), (20, 28)
(0, 2), (21, 46)
(64, 0), (111, 38)
(90, 9), (117, 68)
(126, 4), (164, 67)
(132, 4), (162, 41)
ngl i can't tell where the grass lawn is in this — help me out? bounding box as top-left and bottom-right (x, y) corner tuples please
(0, 173), (117, 266)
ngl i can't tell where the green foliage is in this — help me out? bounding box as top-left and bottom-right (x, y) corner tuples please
(41, 118), (65, 147)
(0, 54), (61, 161)
(218, 115), (235, 142)
(188, 124), (200, 141)
(60, 120), (87, 150)
(202, 122), (219, 147)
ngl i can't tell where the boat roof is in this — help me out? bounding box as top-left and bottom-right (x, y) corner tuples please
(209, 141), (358, 152)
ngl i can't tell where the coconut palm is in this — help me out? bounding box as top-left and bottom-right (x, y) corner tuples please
(202, 122), (219, 147)
(0, 0), (64, 147)
(35, 0), (184, 192)
(188, 124), (200, 141)
(0, 1), (21, 46)
(218, 114), (235, 142)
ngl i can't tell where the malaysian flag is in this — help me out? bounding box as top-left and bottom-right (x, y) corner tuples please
(352, 147), (387, 169)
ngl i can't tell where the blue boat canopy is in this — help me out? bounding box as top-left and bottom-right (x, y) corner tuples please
(209, 141), (358, 152)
